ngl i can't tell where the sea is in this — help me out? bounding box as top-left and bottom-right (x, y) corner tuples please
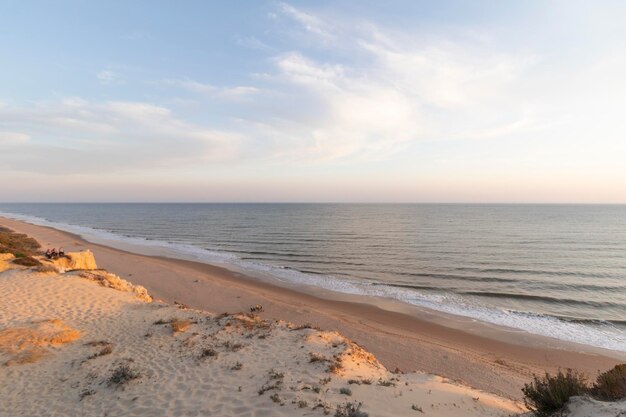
(1, 203), (624, 352)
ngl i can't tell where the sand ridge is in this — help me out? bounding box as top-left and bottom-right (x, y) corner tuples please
(0, 257), (526, 416)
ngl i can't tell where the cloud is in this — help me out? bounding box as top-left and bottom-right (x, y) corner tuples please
(0, 131), (29, 144)
(0, 98), (244, 175)
(237, 4), (537, 162)
(161, 78), (259, 100)
(236, 36), (274, 51)
(97, 69), (124, 85)
(277, 2), (333, 41)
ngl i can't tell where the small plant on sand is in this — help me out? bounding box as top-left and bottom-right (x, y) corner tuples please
(592, 364), (626, 401)
(320, 376), (332, 385)
(328, 360), (343, 374)
(258, 369), (285, 395)
(310, 352), (331, 363)
(270, 393), (283, 404)
(79, 389), (95, 400)
(339, 387), (352, 396)
(231, 361), (243, 371)
(291, 323), (321, 331)
(108, 364), (140, 387)
(411, 404), (424, 412)
(223, 341), (244, 351)
(86, 344), (113, 360)
(377, 379), (395, 387)
(335, 401), (368, 417)
(199, 348), (218, 359)
(522, 369), (588, 417)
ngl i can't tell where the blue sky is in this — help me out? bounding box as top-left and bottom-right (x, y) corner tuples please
(1, 1), (625, 202)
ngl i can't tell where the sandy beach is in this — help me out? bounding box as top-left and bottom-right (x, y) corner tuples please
(1, 252), (535, 417)
(1, 216), (624, 407)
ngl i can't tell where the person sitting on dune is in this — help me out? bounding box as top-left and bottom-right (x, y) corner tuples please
(50, 248), (58, 258)
(45, 249), (52, 259)
(58, 247), (65, 257)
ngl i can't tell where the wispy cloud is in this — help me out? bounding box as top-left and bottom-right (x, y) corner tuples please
(0, 98), (244, 174)
(161, 78), (259, 100)
(277, 2), (334, 41)
(236, 3), (537, 162)
(97, 69), (123, 85)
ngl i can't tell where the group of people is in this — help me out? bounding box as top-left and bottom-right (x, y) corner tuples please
(44, 247), (65, 259)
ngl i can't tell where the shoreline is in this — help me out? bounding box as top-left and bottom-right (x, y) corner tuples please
(2, 215), (624, 400)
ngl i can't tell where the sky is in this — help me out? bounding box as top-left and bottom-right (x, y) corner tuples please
(1, 0), (626, 203)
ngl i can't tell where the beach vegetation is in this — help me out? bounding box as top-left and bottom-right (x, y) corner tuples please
(310, 352), (332, 363)
(592, 364), (626, 401)
(334, 401), (368, 417)
(79, 388), (95, 400)
(231, 361), (243, 370)
(339, 387), (352, 396)
(85, 341), (113, 360)
(522, 369), (588, 416)
(411, 404), (424, 412)
(0, 227), (41, 257)
(223, 341), (244, 351)
(13, 256), (42, 266)
(199, 348), (218, 359)
(377, 379), (395, 387)
(269, 393), (283, 404)
(108, 364), (140, 387)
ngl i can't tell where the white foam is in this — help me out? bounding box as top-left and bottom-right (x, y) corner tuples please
(2, 210), (625, 353)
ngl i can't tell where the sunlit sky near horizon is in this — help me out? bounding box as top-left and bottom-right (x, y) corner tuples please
(1, 1), (626, 203)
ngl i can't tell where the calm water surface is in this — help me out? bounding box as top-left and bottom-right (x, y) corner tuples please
(1, 203), (625, 351)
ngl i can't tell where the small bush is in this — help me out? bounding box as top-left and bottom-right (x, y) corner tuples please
(339, 387), (352, 396)
(310, 352), (331, 363)
(377, 379), (395, 387)
(522, 369), (588, 416)
(108, 364), (140, 387)
(335, 401), (368, 417)
(231, 362), (243, 371)
(199, 348), (218, 359)
(593, 364), (626, 401)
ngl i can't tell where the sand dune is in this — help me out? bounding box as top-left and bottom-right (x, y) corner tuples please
(0, 258), (526, 417)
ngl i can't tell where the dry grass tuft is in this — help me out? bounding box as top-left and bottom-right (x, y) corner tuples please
(85, 341), (113, 360)
(108, 363), (140, 387)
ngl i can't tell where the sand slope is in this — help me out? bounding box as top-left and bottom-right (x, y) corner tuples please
(0, 261), (526, 417)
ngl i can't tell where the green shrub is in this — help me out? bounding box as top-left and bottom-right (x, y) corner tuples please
(593, 364), (626, 401)
(522, 369), (588, 416)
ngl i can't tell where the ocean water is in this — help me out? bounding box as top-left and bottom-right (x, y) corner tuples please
(1, 203), (625, 352)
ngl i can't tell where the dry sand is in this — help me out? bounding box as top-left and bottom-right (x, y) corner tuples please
(0, 254), (526, 417)
(1, 217), (624, 404)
